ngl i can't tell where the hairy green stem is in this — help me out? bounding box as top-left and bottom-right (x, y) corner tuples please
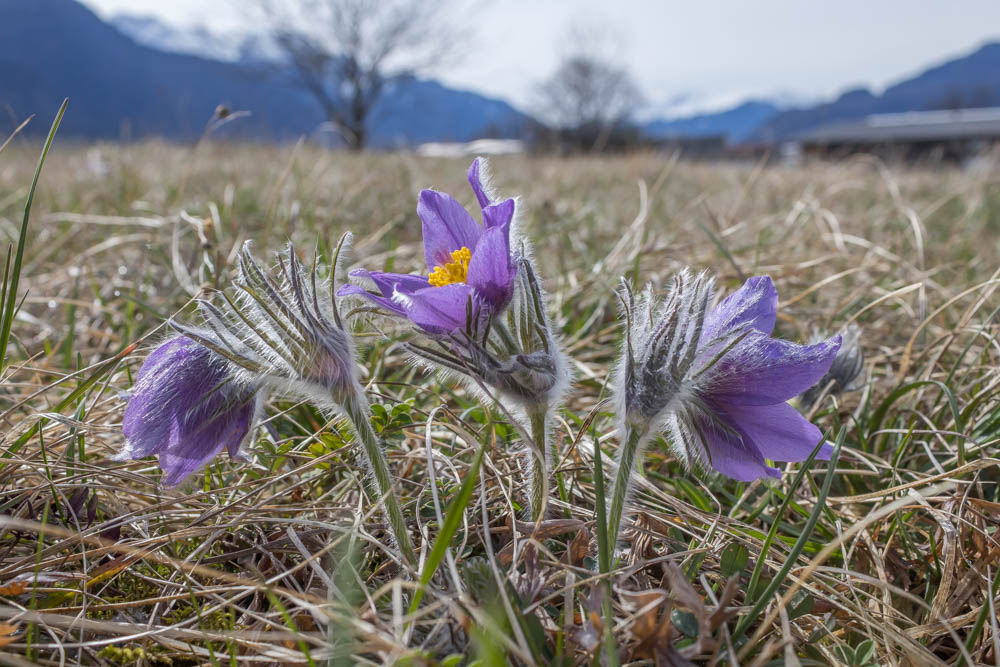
(607, 424), (647, 547)
(342, 392), (417, 567)
(528, 407), (550, 521)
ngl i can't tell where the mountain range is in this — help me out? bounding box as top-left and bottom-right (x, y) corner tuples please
(4, 0), (999, 147)
(645, 41), (1000, 144)
(0, 0), (529, 146)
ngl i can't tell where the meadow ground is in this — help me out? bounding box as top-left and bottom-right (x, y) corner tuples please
(0, 134), (999, 665)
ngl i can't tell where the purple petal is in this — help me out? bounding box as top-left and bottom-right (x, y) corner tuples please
(159, 389), (254, 486)
(482, 198), (515, 230)
(338, 284), (405, 316)
(466, 223), (515, 311)
(710, 334), (841, 405)
(467, 158), (491, 208)
(340, 270), (430, 317)
(159, 442), (227, 487)
(120, 337), (194, 459)
(350, 269), (430, 297)
(702, 276), (778, 342)
(159, 394), (254, 486)
(699, 414), (779, 481)
(418, 189), (483, 270)
(119, 336), (255, 486)
(402, 283), (476, 334)
(721, 401), (833, 463)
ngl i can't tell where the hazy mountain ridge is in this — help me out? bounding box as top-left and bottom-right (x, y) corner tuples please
(642, 101), (781, 143)
(751, 41), (1000, 142)
(642, 41), (1000, 144)
(1, 0), (529, 145)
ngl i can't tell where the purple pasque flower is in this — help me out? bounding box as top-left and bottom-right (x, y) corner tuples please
(339, 158), (517, 335)
(616, 271), (841, 482)
(607, 271), (840, 544)
(116, 336), (256, 487)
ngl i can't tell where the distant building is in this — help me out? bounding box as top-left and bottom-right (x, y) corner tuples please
(656, 134), (727, 159)
(791, 107), (1000, 162)
(416, 139), (525, 158)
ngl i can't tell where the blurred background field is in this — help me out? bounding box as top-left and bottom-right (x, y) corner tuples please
(0, 139), (999, 664)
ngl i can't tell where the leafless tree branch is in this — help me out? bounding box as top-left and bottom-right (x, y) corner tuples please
(254, 0), (462, 149)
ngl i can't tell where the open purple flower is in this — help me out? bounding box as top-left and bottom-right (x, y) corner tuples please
(608, 272), (840, 543)
(116, 336), (256, 487)
(339, 159), (516, 334)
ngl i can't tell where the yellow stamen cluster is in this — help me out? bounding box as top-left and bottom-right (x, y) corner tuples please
(428, 247), (472, 287)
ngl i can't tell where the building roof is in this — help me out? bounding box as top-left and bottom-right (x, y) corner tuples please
(794, 107), (1000, 144)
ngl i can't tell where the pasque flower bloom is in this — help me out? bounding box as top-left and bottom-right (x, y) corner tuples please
(116, 336), (256, 487)
(171, 240), (417, 565)
(342, 160), (570, 520)
(608, 271), (841, 543)
(340, 159), (516, 334)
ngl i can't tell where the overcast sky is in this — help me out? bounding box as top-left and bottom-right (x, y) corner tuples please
(82, 0), (1000, 118)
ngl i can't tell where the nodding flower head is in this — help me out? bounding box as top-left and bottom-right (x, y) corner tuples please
(173, 241), (360, 408)
(117, 336), (256, 487)
(615, 272), (841, 481)
(339, 158), (517, 336)
(799, 324), (864, 408)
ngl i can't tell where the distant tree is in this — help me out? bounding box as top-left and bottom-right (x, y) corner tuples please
(536, 32), (643, 152)
(254, 0), (459, 150)
(935, 84), (996, 111)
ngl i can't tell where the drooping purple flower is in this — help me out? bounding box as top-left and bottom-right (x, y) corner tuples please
(171, 241), (417, 564)
(339, 158), (517, 335)
(617, 272), (841, 482)
(116, 336), (256, 487)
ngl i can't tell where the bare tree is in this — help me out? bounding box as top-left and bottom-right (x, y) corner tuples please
(254, 0), (459, 150)
(536, 28), (643, 152)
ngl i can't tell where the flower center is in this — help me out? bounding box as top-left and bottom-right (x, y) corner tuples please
(428, 247), (471, 287)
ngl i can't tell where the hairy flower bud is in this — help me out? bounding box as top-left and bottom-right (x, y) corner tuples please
(174, 241), (359, 408)
(799, 324), (864, 408)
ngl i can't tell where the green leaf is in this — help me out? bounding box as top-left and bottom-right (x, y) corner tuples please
(854, 639), (876, 665)
(670, 609), (699, 638)
(720, 542), (749, 577)
(788, 591), (814, 621)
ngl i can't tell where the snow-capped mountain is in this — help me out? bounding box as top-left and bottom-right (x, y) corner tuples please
(109, 13), (279, 63)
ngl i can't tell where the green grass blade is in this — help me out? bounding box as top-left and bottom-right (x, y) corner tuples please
(408, 433), (487, 616)
(0, 99), (66, 371)
(592, 436), (620, 667)
(744, 433), (831, 605)
(959, 564), (1000, 667)
(731, 427), (844, 645)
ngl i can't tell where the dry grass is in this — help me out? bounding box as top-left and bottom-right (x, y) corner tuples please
(1, 137), (1000, 665)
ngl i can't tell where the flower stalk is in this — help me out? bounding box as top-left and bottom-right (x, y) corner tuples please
(607, 423), (645, 547)
(527, 406), (550, 521)
(341, 392), (417, 567)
